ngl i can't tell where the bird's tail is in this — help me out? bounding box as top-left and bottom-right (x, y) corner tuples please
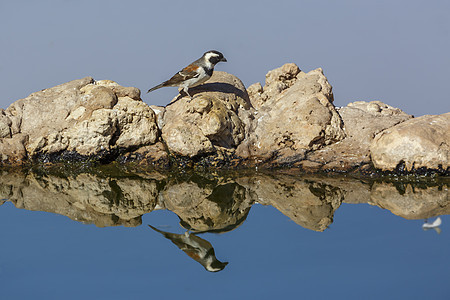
(148, 224), (165, 234)
(147, 82), (165, 93)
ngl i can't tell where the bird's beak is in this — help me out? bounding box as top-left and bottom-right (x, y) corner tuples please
(221, 57), (227, 62)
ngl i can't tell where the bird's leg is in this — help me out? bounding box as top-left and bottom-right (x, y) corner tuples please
(184, 87), (193, 102)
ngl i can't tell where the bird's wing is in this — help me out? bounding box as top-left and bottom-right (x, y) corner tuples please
(433, 217), (442, 227)
(164, 64), (201, 86)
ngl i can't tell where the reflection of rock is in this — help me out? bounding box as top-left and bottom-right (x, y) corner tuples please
(160, 178), (253, 233)
(370, 182), (450, 219)
(148, 225), (228, 272)
(0, 169), (448, 230)
(237, 174), (344, 231)
(0, 171), (158, 227)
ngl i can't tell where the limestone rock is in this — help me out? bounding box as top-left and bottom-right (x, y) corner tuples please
(113, 97), (159, 148)
(161, 71), (253, 157)
(370, 113), (450, 171)
(150, 105), (166, 130)
(2, 77), (159, 161)
(307, 101), (412, 171)
(247, 63), (301, 110)
(238, 66), (345, 165)
(1, 65), (447, 174)
(5, 77), (94, 139)
(0, 109), (12, 138)
(118, 141), (169, 167)
(0, 134), (28, 164)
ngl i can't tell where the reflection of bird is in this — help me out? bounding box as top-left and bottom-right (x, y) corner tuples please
(423, 217), (442, 234)
(147, 50), (227, 101)
(148, 225), (228, 272)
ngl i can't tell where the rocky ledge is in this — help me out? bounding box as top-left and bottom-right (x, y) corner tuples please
(0, 64), (448, 175)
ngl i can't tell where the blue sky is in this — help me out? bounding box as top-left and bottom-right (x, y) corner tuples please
(1, 0), (449, 116)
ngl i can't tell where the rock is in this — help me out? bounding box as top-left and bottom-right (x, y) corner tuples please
(247, 63), (301, 110)
(150, 105), (166, 130)
(113, 96), (159, 148)
(238, 66), (345, 166)
(306, 101), (412, 171)
(5, 77), (95, 138)
(161, 71), (253, 157)
(246, 82), (264, 109)
(0, 134), (28, 164)
(2, 77), (159, 162)
(0, 65), (447, 174)
(118, 141), (170, 168)
(370, 113), (450, 171)
(0, 109), (12, 138)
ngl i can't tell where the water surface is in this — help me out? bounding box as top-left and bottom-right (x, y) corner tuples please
(1, 169), (449, 299)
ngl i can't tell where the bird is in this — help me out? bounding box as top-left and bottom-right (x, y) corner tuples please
(147, 50), (227, 101)
(423, 217), (442, 234)
(148, 225), (228, 272)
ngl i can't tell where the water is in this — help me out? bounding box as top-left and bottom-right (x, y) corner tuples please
(0, 168), (449, 299)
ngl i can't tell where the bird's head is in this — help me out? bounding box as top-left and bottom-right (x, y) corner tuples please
(203, 50), (227, 66)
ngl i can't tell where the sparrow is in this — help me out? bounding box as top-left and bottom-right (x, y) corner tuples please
(147, 50), (227, 101)
(148, 225), (228, 272)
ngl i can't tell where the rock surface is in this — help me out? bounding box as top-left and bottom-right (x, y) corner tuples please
(0, 64), (448, 174)
(161, 71), (253, 158)
(306, 101), (413, 172)
(370, 113), (450, 171)
(1, 77), (159, 163)
(239, 67), (346, 166)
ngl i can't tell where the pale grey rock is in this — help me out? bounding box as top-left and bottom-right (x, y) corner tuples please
(161, 71), (253, 157)
(0, 65), (447, 173)
(0, 134), (28, 164)
(2, 77), (159, 159)
(5, 77), (94, 138)
(0, 110), (12, 138)
(238, 66), (345, 165)
(247, 63), (301, 110)
(113, 97), (159, 148)
(370, 113), (450, 171)
(307, 101), (412, 171)
(150, 105), (166, 130)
